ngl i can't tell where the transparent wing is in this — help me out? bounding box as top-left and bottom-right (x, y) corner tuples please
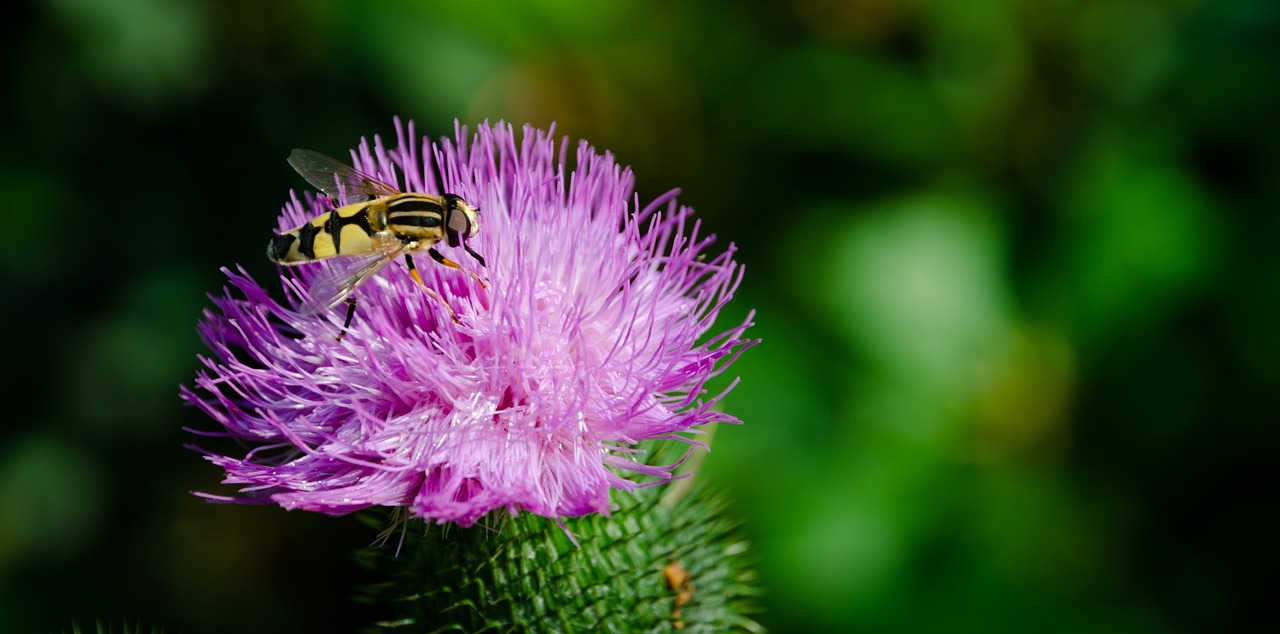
(288, 149), (402, 203)
(301, 239), (409, 315)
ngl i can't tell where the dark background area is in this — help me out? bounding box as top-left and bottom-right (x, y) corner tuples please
(1, 0), (1277, 632)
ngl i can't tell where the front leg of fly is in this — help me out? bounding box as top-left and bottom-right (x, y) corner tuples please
(463, 244), (486, 268)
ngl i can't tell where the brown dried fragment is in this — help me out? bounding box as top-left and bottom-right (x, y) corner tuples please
(663, 559), (695, 629)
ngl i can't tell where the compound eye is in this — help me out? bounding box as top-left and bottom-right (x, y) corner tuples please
(448, 211), (469, 233)
(446, 204), (473, 236)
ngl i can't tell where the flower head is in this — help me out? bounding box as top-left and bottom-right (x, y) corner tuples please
(183, 119), (755, 526)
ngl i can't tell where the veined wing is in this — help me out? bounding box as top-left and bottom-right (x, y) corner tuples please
(301, 239), (409, 315)
(289, 149), (402, 203)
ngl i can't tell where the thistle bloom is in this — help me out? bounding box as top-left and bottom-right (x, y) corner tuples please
(183, 119), (755, 526)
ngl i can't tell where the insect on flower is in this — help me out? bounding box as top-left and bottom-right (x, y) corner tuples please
(267, 149), (486, 335)
(186, 120), (757, 529)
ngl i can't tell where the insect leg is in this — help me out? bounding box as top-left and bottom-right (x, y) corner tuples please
(430, 248), (488, 288)
(335, 297), (358, 342)
(405, 254), (459, 323)
(463, 244), (486, 267)
(404, 253), (426, 286)
(427, 248), (461, 270)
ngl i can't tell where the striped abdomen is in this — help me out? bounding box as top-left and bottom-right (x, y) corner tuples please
(268, 194), (448, 264)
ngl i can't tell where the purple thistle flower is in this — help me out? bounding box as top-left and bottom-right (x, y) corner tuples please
(182, 119), (756, 526)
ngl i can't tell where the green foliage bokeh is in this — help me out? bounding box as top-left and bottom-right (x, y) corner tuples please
(2, 0), (1277, 632)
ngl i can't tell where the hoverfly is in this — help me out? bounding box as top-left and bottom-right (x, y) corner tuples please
(268, 149), (485, 338)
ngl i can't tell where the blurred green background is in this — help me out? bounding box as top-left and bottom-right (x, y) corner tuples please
(2, 0), (1277, 631)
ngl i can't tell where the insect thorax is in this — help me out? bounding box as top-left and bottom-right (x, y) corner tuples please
(383, 194), (448, 243)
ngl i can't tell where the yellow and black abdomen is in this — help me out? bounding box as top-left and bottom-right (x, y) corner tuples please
(268, 201), (387, 264)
